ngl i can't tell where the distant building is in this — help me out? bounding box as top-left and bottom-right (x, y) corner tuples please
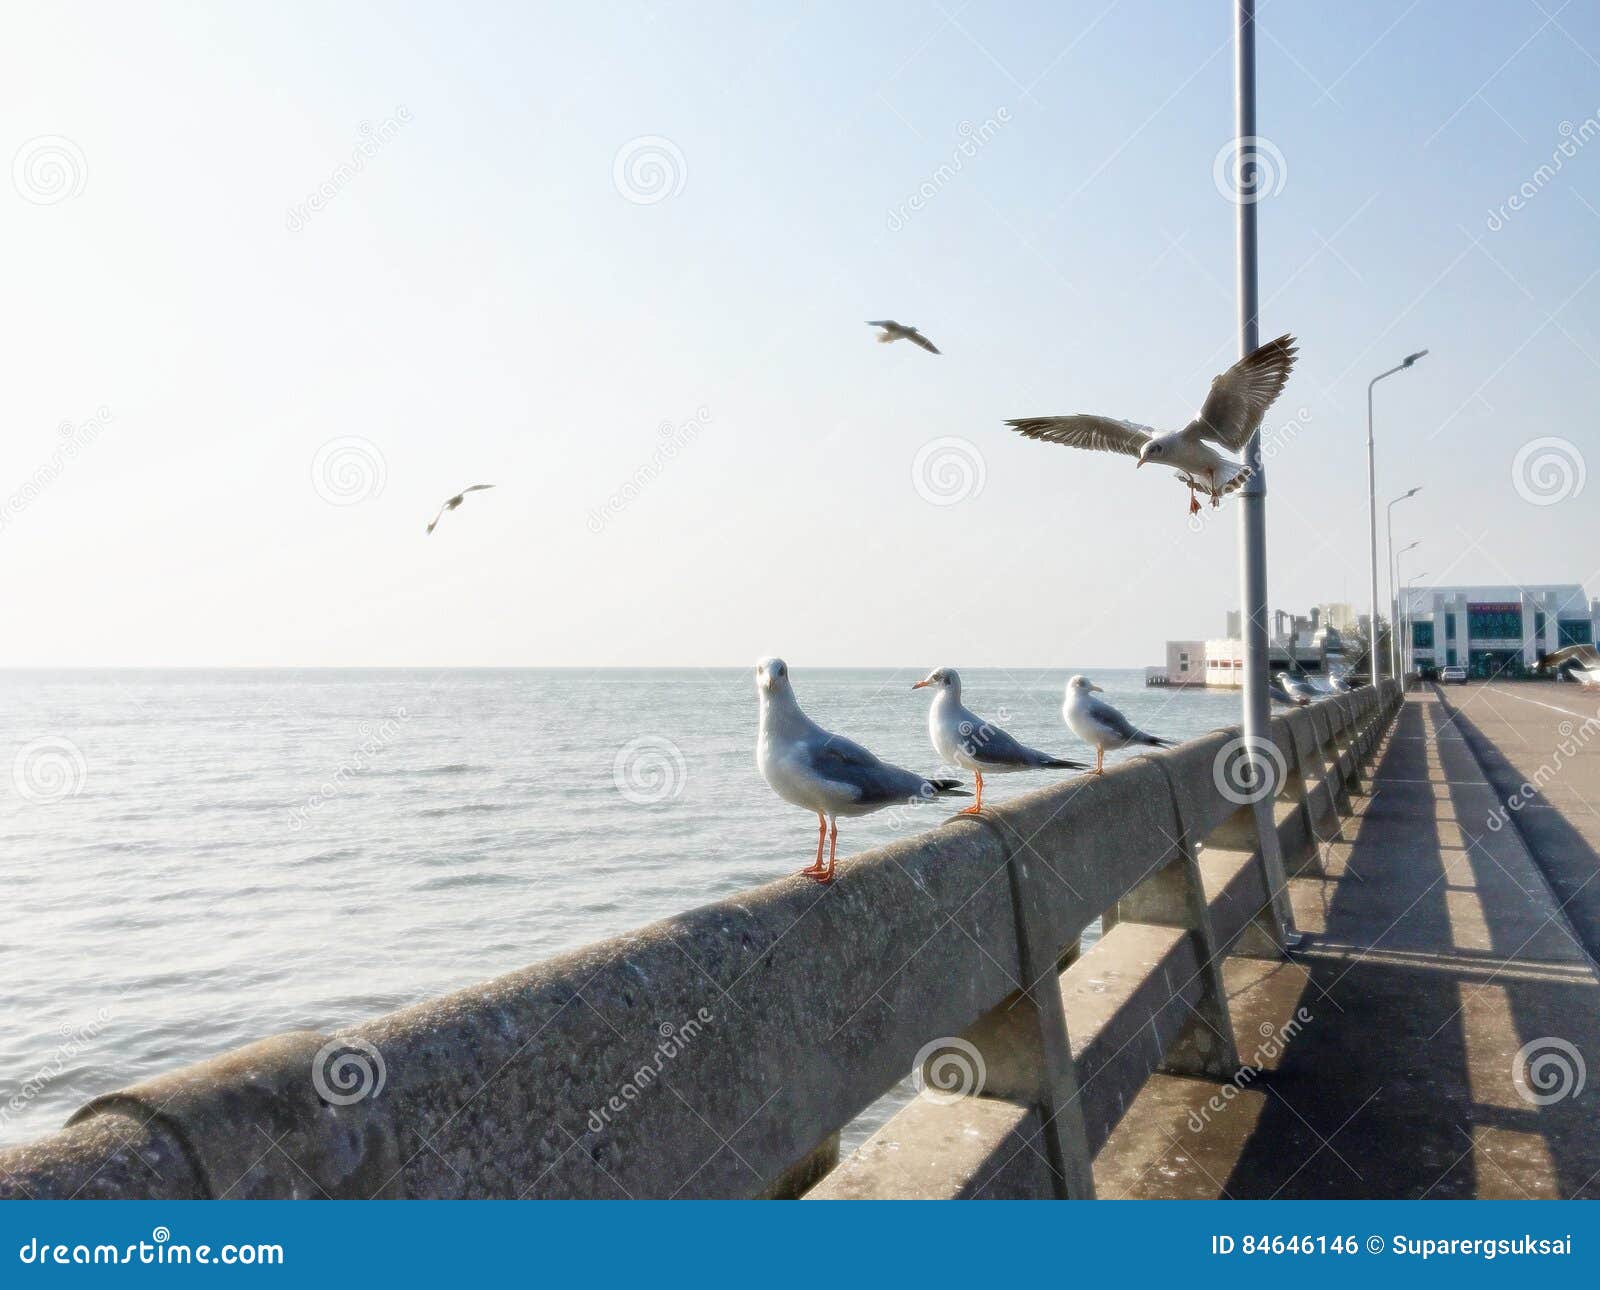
(1158, 608), (1349, 689)
(1400, 584), (1597, 677)
(1225, 610), (1242, 639)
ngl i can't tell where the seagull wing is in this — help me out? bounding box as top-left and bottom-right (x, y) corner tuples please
(1541, 644), (1600, 669)
(461, 484), (496, 494)
(1005, 415), (1153, 459)
(907, 329), (941, 355)
(1089, 695), (1167, 745)
(866, 320), (898, 328)
(1192, 333), (1298, 452)
(426, 503), (447, 534)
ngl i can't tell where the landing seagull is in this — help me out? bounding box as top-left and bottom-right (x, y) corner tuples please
(913, 667), (1086, 813)
(866, 320), (940, 355)
(1062, 676), (1171, 774)
(1006, 333), (1298, 516)
(427, 484), (495, 535)
(755, 658), (966, 884)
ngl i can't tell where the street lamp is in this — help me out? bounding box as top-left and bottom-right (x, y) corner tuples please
(1386, 487), (1422, 678)
(1367, 349), (1428, 682)
(1394, 540), (1421, 681)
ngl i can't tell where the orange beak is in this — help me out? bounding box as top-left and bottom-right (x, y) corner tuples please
(911, 680), (931, 689)
(1135, 458), (1146, 468)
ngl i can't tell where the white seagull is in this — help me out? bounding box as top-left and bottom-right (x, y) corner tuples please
(755, 658), (966, 884)
(1062, 676), (1172, 774)
(912, 668), (1086, 813)
(1006, 333), (1298, 517)
(866, 320), (941, 354)
(427, 484), (496, 535)
(1277, 672), (1320, 706)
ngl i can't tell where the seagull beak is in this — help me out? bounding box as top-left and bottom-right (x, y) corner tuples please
(1090, 684), (1104, 693)
(1135, 458), (1146, 469)
(911, 680), (931, 689)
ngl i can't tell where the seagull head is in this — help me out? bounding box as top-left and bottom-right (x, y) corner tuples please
(1136, 440), (1163, 469)
(755, 657), (793, 699)
(912, 666), (960, 696)
(1067, 674), (1103, 694)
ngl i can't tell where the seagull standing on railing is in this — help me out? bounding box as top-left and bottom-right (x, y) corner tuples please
(1277, 672), (1319, 705)
(755, 658), (966, 885)
(1005, 334), (1298, 517)
(912, 668), (1086, 814)
(1062, 676), (1172, 774)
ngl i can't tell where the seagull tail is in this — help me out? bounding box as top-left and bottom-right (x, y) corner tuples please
(1039, 756), (1090, 769)
(929, 778), (970, 796)
(1138, 734), (1173, 748)
(1220, 464), (1253, 494)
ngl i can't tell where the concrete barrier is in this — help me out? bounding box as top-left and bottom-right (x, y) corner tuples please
(0, 683), (1402, 1201)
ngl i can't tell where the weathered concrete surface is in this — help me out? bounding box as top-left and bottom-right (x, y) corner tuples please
(1096, 693), (1600, 1198)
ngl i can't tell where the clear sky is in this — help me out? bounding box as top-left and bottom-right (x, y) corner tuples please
(3, 1), (1597, 667)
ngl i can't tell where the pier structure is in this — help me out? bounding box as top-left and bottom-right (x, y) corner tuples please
(4, 681), (1600, 1199)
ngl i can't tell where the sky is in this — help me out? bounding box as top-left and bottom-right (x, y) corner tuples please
(2, 0), (1597, 667)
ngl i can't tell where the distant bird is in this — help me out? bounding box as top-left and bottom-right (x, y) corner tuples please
(755, 658), (966, 884)
(1268, 679), (1300, 707)
(1006, 333), (1298, 516)
(1328, 671), (1354, 693)
(1538, 644), (1600, 689)
(1062, 676), (1171, 774)
(866, 320), (940, 354)
(912, 668), (1086, 813)
(1277, 672), (1319, 705)
(427, 484), (495, 535)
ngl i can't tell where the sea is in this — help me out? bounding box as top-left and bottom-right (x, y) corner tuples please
(0, 667), (1245, 1153)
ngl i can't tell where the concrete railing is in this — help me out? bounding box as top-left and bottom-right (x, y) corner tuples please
(0, 682), (1403, 1201)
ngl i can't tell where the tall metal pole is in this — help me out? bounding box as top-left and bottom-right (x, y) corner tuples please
(1234, 0), (1292, 939)
(1365, 379), (1382, 682)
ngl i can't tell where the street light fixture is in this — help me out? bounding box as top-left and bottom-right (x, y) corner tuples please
(1386, 487), (1422, 679)
(1367, 351), (1429, 681)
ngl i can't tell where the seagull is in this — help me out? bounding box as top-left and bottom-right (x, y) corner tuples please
(755, 658), (966, 884)
(1062, 676), (1172, 774)
(866, 320), (940, 354)
(427, 484), (495, 535)
(1006, 333), (1298, 516)
(912, 668), (1086, 813)
(1327, 671), (1354, 693)
(1538, 644), (1600, 688)
(1277, 672), (1319, 705)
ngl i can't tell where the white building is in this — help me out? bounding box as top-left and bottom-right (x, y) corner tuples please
(1400, 584), (1598, 677)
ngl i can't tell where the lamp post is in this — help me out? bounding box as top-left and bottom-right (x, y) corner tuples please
(1386, 487), (1421, 678)
(1367, 350), (1428, 682)
(1394, 540), (1420, 681)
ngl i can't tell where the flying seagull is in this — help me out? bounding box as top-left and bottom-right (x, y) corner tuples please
(756, 657), (965, 884)
(1062, 676), (1171, 774)
(427, 484), (495, 535)
(913, 667), (1085, 812)
(1006, 333), (1298, 516)
(867, 320), (940, 354)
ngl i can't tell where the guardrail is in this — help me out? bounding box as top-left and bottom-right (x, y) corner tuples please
(0, 682), (1402, 1200)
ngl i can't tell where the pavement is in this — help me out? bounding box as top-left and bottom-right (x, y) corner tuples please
(1096, 688), (1600, 1199)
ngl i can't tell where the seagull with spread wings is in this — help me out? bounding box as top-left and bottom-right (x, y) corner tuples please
(866, 320), (941, 354)
(1006, 334), (1298, 516)
(426, 484), (495, 535)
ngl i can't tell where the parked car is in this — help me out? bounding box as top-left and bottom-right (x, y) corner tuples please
(1439, 665), (1468, 685)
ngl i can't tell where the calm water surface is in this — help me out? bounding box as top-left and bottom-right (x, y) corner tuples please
(0, 667), (1243, 1150)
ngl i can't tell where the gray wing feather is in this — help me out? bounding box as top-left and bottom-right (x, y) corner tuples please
(1005, 415), (1153, 458)
(1090, 696), (1163, 744)
(811, 736), (929, 804)
(1195, 333), (1298, 451)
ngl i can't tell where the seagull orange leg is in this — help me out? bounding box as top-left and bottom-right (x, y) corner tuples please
(958, 771), (984, 815)
(807, 819), (838, 885)
(1094, 746), (1105, 775)
(1187, 484), (1201, 516)
(797, 813), (827, 876)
